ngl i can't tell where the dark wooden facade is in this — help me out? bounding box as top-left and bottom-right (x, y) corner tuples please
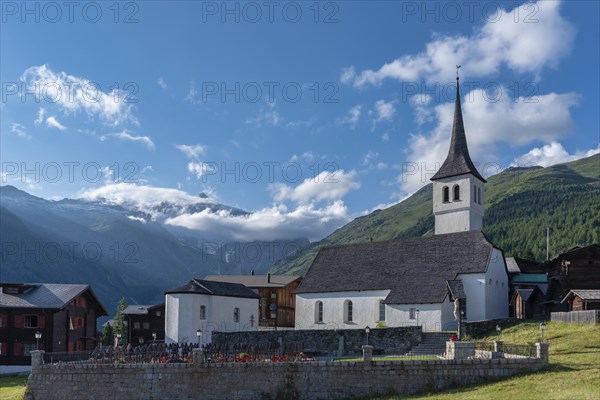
(124, 304), (166, 345)
(0, 284), (107, 365)
(257, 279), (300, 328)
(546, 245), (600, 312)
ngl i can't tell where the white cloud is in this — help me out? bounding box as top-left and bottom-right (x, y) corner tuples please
(165, 201), (351, 241)
(246, 110), (281, 127)
(158, 78), (167, 89)
(187, 162), (217, 179)
(185, 80), (197, 103)
(79, 183), (217, 211)
(513, 142), (600, 167)
(175, 144), (207, 159)
(34, 107), (45, 126)
(272, 170), (360, 204)
(373, 100), (396, 122)
(398, 87), (580, 196)
(336, 105), (362, 129)
(101, 130), (155, 150)
(21, 65), (138, 126)
(344, 1), (574, 87)
(288, 152), (315, 163)
(10, 123), (31, 139)
(362, 150), (379, 166)
(46, 116), (66, 131)
(381, 132), (390, 142)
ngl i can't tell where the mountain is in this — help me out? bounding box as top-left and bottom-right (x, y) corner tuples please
(271, 154), (600, 275)
(0, 187), (305, 317)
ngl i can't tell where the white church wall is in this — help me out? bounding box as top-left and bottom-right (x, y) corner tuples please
(458, 273), (487, 322)
(484, 248), (509, 319)
(165, 293), (258, 344)
(295, 290), (390, 330)
(386, 302), (444, 331)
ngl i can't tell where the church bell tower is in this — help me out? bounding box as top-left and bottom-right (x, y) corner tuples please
(430, 74), (486, 235)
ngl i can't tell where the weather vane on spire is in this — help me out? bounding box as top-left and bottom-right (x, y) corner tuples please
(456, 64), (461, 79)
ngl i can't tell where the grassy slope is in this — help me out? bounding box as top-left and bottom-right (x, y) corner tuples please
(382, 321), (600, 400)
(0, 375), (27, 400)
(271, 154), (600, 275)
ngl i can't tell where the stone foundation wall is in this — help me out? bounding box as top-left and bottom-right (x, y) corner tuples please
(212, 326), (422, 356)
(26, 357), (546, 400)
(464, 318), (518, 338)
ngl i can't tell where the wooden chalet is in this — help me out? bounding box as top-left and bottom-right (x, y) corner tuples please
(122, 303), (165, 345)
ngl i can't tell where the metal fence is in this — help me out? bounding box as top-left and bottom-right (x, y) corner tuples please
(43, 350), (193, 365)
(551, 310), (600, 324)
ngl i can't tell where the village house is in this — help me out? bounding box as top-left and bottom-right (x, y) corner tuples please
(561, 290), (600, 311)
(546, 244), (600, 312)
(0, 283), (107, 366)
(294, 76), (509, 332)
(122, 303), (165, 345)
(203, 273), (301, 328)
(164, 279), (260, 344)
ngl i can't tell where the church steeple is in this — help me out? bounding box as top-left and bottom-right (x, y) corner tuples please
(430, 72), (486, 235)
(430, 76), (486, 183)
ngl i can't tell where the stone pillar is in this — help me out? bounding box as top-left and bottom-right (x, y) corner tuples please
(30, 350), (45, 371)
(494, 341), (503, 353)
(536, 342), (549, 364)
(362, 345), (373, 367)
(338, 335), (344, 357)
(446, 341), (474, 361)
(192, 348), (205, 367)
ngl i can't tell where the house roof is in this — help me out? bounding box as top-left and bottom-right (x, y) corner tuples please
(203, 275), (301, 288)
(512, 274), (548, 284)
(446, 280), (466, 300)
(0, 283), (108, 315)
(122, 304), (164, 315)
(561, 289), (600, 303)
(295, 231), (498, 304)
(165, 279), (260, 299)
(514, 288), (536, 302)
(431, 77), (486, 183)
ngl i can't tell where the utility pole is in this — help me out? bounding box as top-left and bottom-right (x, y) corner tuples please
(546, 228), (550, 261)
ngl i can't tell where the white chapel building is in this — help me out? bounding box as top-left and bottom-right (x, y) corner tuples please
(294, 76), (509, 332)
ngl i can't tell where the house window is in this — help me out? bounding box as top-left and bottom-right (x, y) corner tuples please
(344, 300), (353, 323)
(24, 315), (38, 328)
(233, 308), (240, 323)
(453, 185), (460, 201)
(200, 305), (206, 320)
(473, 185), (477, 202)
(379, 301), (386, 322)
(315, 301), (323, 323)
(155, 311), (161, 317)
(409, 308), (416, 320)
(22, 343), (37, 356)
(271, 291), (277, 299)
(478, 187), (482, 204)
(133, 322), (141, 330)
(143, 322), (150, 330)
(139, 337), (145, 344)
(442, 186), (449, 202)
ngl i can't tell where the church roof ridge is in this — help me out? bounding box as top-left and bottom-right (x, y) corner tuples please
(431, 76), (486, 182)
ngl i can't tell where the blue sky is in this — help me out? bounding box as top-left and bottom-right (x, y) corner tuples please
(1, 0), (599, 241)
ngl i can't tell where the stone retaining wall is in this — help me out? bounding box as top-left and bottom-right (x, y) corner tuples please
(26, 357), (546, 400)
(464, 318), (518, 338)
(213, 326), (422, 356)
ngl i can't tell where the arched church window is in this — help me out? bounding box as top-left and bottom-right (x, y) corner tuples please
(443, 186), (449, 202)
(453, 185), (460, 201)
(344, 300), (353, 323)
(315, 301), (323, 323)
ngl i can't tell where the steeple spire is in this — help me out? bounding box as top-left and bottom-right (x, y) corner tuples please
(431, 75), (486, 182)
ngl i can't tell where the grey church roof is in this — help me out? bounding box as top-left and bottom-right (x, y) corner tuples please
(204, 275), (301, 288)
(295, 231), (499, 304)
(430, 77), (486, 183)
(165, 279), (260, 299)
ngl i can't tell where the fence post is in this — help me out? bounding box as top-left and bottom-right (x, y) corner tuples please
(493, 341), (503, 353)
(362, 345), (373, 368)
(31, 350), (45, 371)
(536, 343), (549, 364)
(193, 348), (205, 367)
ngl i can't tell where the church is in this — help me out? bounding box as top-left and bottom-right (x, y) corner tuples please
(294, 76), (509, 332)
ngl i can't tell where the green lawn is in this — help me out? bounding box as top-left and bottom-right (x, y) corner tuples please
(0, 375), (28, 400)
(378, 321), (600, 400)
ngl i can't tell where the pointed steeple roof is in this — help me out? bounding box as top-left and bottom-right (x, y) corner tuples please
(431, 76), (486, 182)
